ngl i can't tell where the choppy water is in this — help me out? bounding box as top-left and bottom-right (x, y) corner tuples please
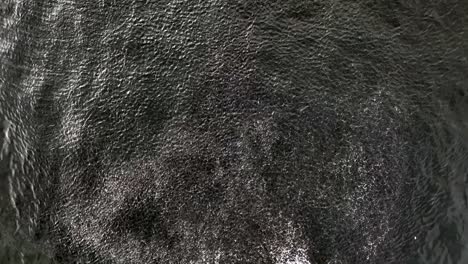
(1, 1), (467, 263)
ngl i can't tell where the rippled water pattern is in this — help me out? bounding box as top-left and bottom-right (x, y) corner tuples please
(1, 1), (467, 263)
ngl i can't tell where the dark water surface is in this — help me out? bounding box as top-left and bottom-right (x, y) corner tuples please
(1, 1), (467, 263)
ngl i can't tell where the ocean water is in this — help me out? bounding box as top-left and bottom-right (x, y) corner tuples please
(1, 1), (467, 263)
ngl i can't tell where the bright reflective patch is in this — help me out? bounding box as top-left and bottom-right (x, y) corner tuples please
(269, 221), (312, 264)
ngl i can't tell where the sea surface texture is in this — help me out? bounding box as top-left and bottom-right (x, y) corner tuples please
(1, 1), (467, 263)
